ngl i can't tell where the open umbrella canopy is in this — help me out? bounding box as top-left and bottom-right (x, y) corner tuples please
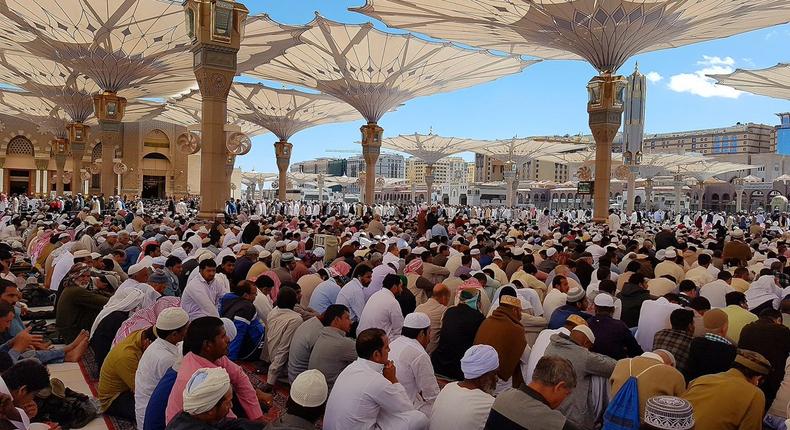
(244, 14), (536, 123)
(354, 0), (790, 73)
(382, 133), (491, 165)
(710, 63), (790, 101)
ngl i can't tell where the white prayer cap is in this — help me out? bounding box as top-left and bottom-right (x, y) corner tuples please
(197, 227), (209, 235)
(152, 256), (167, 267)
(221, 317), (237, 341)
(286, 241), (298, 252)
(655, 249), (666, 260)
(411, 247), (428, 255)
(429, 242), (438, 249)
(259, 250), (272, 259)
(592, 234), (602, 242)
(664, 249), (677, 259)
(168, 235), (178, 240)
(470, 248), (481, 256)
(594, 294), (615, 307)
(73, 250), (91, 259)
(545, 248), (557, 257)
(493, 251), (502, 261)
(90, 252), (102, 260)
(312, 247), (325, 258)
(197, 250), (215, 263)
(403, 312), (430, 329)
(461, 345), (499, 379)
(290, 369), (328, 408)
(128, 262), (150, 276)
(156, 308), (189, 331)
(512, 247), (524, 256)
(275, 240), (286, 248)
(573, 325), (596, 343)
(58, 232), (70, 239)
(182, 368), (231, 415)
(250, 215), (261, 221)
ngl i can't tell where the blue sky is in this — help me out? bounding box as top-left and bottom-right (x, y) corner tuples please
(235, 0), (790, 172)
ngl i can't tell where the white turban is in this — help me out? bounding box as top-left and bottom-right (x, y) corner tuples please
(221, 317), (237, 342)
(182, 368), (231, 415)
(461, 345), (499, 379)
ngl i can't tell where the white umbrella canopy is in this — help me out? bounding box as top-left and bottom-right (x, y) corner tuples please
(710, 63), (790, 101)
(742, 174), (763, 183)
(774, 174), (790, 183)
(354, 0), (790, 73)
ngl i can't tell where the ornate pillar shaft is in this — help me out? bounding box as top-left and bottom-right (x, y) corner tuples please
(0, 157), (5, 194)
(274, 140), (292, 201)
(588, 73), (626, 223)
(54, 156), (66, 197)
(361, 123), (383, 204)
(673, 174), (684, 213)
(503, 167), (516, 207)
(94, 93), (126, 198)
(626, 173), (636, 213)
(318, 176), (325, 202)
(186, 0), (247, 219)
(645, 178), (653, 211)
(424, 164), (435, 204)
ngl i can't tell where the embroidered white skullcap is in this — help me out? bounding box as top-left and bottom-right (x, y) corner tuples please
(572, 325), (596, 343)
(155, 308), (189, 331)
(643, 396), (695, 430)
(290, 369), (328, 408)
(403, 312), (430, 329)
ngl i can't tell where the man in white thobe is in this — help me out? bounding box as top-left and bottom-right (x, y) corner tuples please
(134, 308), (188, 429)
(181, 259), (226, 320)
(388, 313), (440, 416)
(635, 296), (681, 352)
(358, 273), (404, 342)
(117, 260), (161, 306)
(324, 329), (428, 430)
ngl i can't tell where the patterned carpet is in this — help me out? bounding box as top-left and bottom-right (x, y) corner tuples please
(77, 350), (454, 429)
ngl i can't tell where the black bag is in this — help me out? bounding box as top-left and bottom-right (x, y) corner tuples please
(35, 378), (100, 429)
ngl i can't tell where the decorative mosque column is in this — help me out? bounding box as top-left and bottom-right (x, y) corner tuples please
(673, 174), (684, 213)
(94, 92), (126, 197)
(361, 123), (383, 204)
(35, 159), (48, 196)
(735, 179), (745, 213)
(81, 171), (91, 195)
(317, 174), (325, 202)
(274, 140), (292, 201)
(424, 164), (435, 204)
(696, 180), (705, 211)
(503, 164), (516, 207)
(644, 178), (654, 211)
(67, 122), (89, 195)
(184, 0), (248, 218)
(410, 180), (416, 202)
(53, 138), (68, 197)
(588, 73), (626, 223)
(0, 157), (5, 194)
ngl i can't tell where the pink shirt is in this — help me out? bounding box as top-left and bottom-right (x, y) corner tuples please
(165, 352), (262, 423)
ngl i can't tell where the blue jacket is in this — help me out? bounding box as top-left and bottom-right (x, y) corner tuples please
(220, 293), (265, 360)
(144, 367), (177, 430)
(547, 305), (592, 330)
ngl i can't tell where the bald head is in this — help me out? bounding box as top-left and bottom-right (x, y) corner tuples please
(433, 283), (451, 306)
(653, 349), (676, 367)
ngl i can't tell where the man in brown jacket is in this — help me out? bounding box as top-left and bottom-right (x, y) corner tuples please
(610, 350), (686, 423)
(722, 229), (752, 265)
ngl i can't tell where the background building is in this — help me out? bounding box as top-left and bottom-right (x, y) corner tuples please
(346, 153), (405, 179)
(406, 156), (470, 186)
(643, 122), (776, 154)
(0, 114), (189, 198)
(291, 157), (346, 176)
(777, 113), (790, 154)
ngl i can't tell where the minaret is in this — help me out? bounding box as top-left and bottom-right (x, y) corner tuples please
(622, 63), (647, 213)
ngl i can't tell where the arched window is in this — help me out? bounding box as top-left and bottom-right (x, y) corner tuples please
(6, 136), (34, 156)
(92, 143), (102, 161)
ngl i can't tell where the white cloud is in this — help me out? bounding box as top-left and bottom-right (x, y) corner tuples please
(645, 71), (663, 83)
(667, 56), (742, 99)
(697, 55), (735, 66)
